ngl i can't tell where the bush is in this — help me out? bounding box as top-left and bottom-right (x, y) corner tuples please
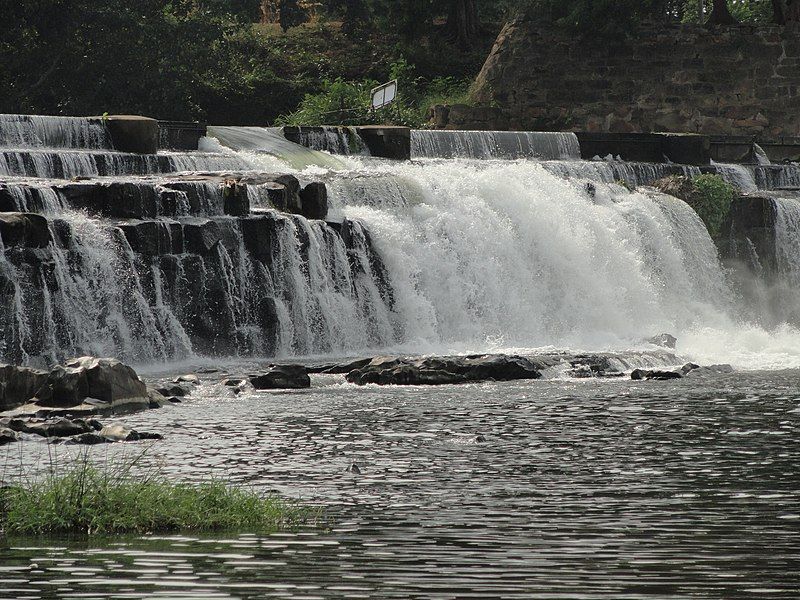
(689, 174), (736, 238)
(0, 454), (309, 535)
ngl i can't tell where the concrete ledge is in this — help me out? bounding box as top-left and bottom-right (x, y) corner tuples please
(575, 132), (710, 165)
(91, 115), (159, 154)
(354, 126), (411, 160)
(159, 121), (206, 151)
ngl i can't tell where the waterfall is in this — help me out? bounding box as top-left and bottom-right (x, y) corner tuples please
(772, 196), (800, 323)
(411, 130), (581, 160)
(3, 113), (800, 369)
(0, 114), (110, 149)
(288, 127), (369, 156)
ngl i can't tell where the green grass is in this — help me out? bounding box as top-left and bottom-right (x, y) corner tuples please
(0, 455), (310, 536)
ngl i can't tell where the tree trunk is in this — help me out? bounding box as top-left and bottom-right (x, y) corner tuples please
(447, 0), (479, 49)
(706, 0), (738, 25)
(787, 0), (800, 21)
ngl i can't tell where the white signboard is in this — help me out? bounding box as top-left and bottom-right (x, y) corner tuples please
(371, 80), (398, 110)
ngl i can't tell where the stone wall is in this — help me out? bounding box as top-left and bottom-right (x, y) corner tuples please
(462, 21), (800, 140)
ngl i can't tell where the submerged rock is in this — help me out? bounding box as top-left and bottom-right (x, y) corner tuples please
(250, 365), (311, 390)
(346, 354), (542, 386)
(684, 364), (735, 377)
(631, 369), (682, 381)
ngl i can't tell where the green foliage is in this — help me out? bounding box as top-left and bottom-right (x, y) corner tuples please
(276, 66), (472, 128)
(689, 174), (736, 237)
(0, 455), (309, 535)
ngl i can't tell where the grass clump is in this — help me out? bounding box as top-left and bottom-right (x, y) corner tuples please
(0, 455), (309, 536)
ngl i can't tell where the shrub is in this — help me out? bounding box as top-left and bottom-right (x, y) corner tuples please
(689, 174), (736, 238)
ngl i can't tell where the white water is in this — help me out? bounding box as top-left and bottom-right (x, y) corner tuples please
(319, 157), (800, 369)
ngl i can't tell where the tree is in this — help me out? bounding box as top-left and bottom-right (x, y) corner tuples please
(447, 0), (479, 48)
(279, 0), (308, 31)
(772, 0), (800, 22)
(707, 0), (738, 24)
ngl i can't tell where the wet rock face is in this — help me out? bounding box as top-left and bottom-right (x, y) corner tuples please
(631, 369), (683, 381)
(0, 213), (51, 248)
(250, 365), (311, 390)
(346, 354), (543, 386)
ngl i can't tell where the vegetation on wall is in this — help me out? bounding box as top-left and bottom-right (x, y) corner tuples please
(654, 175), (736, 238)
(0, 0), (795, 126)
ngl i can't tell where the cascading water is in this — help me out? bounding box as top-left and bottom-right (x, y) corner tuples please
(0, 114), (110, 149)
(411, 130), (581, 160)
(771, 195), (800, 323)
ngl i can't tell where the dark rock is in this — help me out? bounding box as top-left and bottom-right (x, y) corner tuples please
(346, 354), (542, 386)
(0, 213), (52, 248)
(315, 358), (372, 374)
(647, 333), (677, 349)
(34, 365), (89, 407)
(155, 382), (193, 398)
(0, 427), (18, 445)
(0, 364), (50, 411)
(346, 463), (362, 474)
(681, 362), (701, 375)
(24, 417), (93, 438)
(65, 357), (148, 404)
(631, 369), (682, 381)
(183, 219), (221, 254)
(299, 182), (328, 220)
(67, 432), (108, 445)
(250, 365), (311, 390)
(223, 378), (246, 387)
(223, 181), (250, 216)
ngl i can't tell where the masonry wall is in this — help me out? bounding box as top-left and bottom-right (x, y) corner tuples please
(460, 21), (800, 140)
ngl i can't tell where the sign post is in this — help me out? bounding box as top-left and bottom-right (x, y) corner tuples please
(370, 80), (398, 110)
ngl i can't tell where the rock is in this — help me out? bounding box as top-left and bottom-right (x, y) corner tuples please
(631, 369), (682, 381)
(315, 358), (372, 374)
(0, 364), (50, 411)
(64, 357), (148, 404)
(23, 417), (94, 438)
(346, 354), (542, 386)
(0, 427), (18, 445)
(647, 333), (677, 349)
(175, 374), (200, 385)
(250, 365), (311, 390)
(223, 378), (246, 387)
(33, 365), (90, 407)
(0, 213), (52, 248)
(684, 364), (735, 377)
(681, 362), (701, 375)
(299, 182), (328, 220)
(346, 463), (362, 474)
(183, 219), (221, 254)
(155, 382), (194, 397)
(67, 432), (108, 445)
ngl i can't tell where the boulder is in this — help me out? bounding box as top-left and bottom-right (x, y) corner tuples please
(23, 417), (94, 438)
(0, 213), (52, 248)
(0, 428), (18, 445)
(631, 369), (682, 381)
(346, 354), (542, 386)
(250, 365), (311, 390)
(0, 365), (50, 411)
(64, 357), (148, 403)
(155, 382), (194, 398)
